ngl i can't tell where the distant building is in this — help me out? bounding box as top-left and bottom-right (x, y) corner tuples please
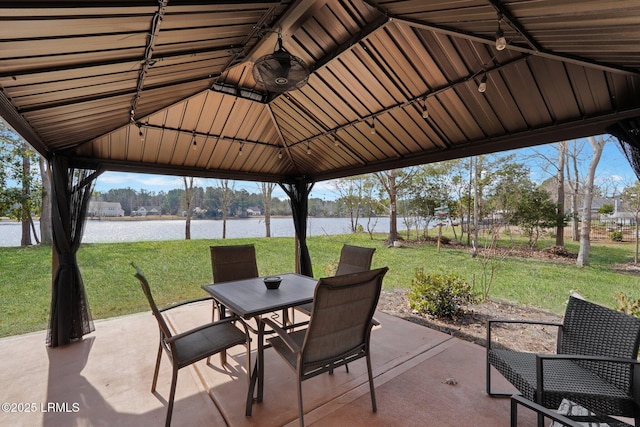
(246, 206), (262, 216)
(132, 206), (161, 216)
(88, 201), (124, 217)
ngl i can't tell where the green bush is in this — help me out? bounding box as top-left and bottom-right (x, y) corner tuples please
(408, 269), (475, 319)
(615, 293), (640, 317)
(610, 231), (623, 242)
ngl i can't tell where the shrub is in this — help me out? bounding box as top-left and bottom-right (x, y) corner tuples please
(409, 269), (475, 319)
(610, 231), (623, 242)
(615, 293), (640, 317)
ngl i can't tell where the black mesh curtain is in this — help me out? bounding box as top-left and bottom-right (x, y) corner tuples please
(280, 178), (314, 277)
(608, 117), (640, 181)
(47, 155), (100, 347)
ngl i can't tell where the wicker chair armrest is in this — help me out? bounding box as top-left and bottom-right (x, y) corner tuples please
(165, 315), (246, 343)
(262, 318), (301, 353)
(159, 296), (214, 312)
(536, 353), (640, 365)
(487, 319), (562, 349)
(535, 353), (640, 404)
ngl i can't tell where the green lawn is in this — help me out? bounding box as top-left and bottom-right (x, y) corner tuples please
(1, 232), (640, 338)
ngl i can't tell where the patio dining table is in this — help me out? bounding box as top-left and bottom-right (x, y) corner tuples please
(201, 273), (318, 415)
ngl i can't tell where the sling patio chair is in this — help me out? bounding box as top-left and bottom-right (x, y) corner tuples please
(295, 244), (376, 317)
(133, 263), (251, 427)
(487, 294), (640, 426)
(209, 244), (260, 320)
(259, 267), (388, 427)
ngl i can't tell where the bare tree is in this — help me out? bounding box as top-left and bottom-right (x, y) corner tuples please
(183, 177), (194, 239)
(375, 168), (416, 244)
(39, 157), (52, 245)
(555, 142), (566, 247)
(219, 179), (234, 239)
(576, 136), (606, 267)
(565, 140), (586, 241)
(259, 182), (276, 237)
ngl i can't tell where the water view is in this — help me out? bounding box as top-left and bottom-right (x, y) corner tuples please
(0, 217), (389, 247)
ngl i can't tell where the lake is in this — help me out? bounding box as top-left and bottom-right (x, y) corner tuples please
(0, 217), (390, 247)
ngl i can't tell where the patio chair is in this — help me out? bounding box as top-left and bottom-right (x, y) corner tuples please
(132, 263), (251, 427)
(295, 244), (376, 317)
(487, 295), (640, 426)
(261, 267), (389, 427)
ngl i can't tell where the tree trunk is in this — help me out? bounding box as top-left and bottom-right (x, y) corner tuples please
(183, 177), (193, 240)
(576, 136), (605, 267)
(555, 142), (566, 247)
(39, 157), (52, 245)
(261, 182), (275, 237)
(387, 172), (400, 243)
(569, 146), (580, 241)
(21, 146), (32, 246)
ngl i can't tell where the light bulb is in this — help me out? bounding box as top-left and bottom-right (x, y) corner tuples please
(278, 150), (283, 159)
(370, 119), (376, 134)
(495, 28), (506, 51)
(192, 139), (197, 150)
(422, 102), (429, 119)
(478, 74), (487, 93)
(239, 145), (243, 156)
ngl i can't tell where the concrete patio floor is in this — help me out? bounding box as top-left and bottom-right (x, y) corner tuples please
(0, 301), (539, 427)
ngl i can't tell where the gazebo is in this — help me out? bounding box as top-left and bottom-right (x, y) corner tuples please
(1, 0), (639, 347)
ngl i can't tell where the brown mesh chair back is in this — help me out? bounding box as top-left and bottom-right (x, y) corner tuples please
(302, 267), (387, 367)
(265, 267), (389, 426)
(210, 244), (259, 283)
(335, 244), (376, 275)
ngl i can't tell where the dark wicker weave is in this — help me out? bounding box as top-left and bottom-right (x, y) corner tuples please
(487, 296), (640, 425)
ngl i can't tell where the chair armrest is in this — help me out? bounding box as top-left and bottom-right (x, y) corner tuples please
(165, 315), (246, 344)
(262, 318), (301, 353)
(487, 319), (562, 350)
(511, 395), (583, 427)
(159, 296), (214, 312)
(535, 353), (640, 404)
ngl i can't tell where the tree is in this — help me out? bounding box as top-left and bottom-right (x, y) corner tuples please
(259, 182), (276, 237)
(183, 177), (195, 239)
(219, 179), (234, 238)
(512, 187), (561, 248)
(576, 136), (606, 267)
(334, 176), (366, 233)
(621, 182), (640, 263)
(0, 121), (41, 246)
(38, 157), (52, 245)
(375, 168), (416, 243)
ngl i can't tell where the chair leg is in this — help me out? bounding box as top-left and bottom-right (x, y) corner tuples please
(366, 352), (377, 412)
(165, 365), (179, 427)
(297, 375), (304, 427)
(152, 342), (163, 392)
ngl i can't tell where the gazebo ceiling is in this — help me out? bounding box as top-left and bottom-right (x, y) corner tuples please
(1, 0), (640, 183)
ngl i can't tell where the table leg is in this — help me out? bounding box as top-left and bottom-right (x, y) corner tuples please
(257, 318), (265, 403)
(245, 318), (265, 416)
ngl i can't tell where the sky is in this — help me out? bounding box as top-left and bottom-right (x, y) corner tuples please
(93, 138), (638, 200)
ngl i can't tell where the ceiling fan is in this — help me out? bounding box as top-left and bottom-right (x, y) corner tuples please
(252, 33), (309, 93)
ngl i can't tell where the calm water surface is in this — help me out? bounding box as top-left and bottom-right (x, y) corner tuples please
(0, 217), (389, 247)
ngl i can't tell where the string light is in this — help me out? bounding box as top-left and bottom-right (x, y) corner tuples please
(278, 149), (283, 159)
(478, 74), (487, 93)
(370, 117), (376, 134)
(192, 132), (197, 150)
(495, 13), (506, 51)
(422, 99), (429, 119)
(307, 142), (311, 155)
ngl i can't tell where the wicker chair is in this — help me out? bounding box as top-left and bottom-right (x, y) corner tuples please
(295, 244), (375, 317)
(487, 295), (640, 425)
(261, 267), (388, 427)
(132, 264), (250, 427)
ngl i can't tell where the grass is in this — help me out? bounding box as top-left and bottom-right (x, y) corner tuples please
(1, 231), (640, 338)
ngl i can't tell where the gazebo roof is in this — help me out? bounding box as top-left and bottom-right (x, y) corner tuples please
(2, 0), (640, 183)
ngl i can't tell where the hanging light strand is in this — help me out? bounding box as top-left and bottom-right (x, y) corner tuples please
(495, 13), (506, 51)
